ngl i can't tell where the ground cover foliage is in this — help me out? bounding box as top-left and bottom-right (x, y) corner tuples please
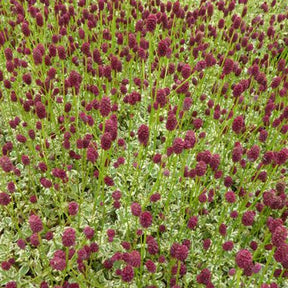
(0, 0), (288, 287)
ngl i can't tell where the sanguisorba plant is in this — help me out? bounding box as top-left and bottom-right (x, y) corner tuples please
(0, 0), (288, 287)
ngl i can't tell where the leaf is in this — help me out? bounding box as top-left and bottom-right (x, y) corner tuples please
(19, 264), (30, 278)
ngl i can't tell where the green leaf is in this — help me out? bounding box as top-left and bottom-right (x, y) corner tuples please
(19, 264), (30, 278)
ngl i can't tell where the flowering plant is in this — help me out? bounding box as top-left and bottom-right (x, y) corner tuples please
(0, 0), (288, 287)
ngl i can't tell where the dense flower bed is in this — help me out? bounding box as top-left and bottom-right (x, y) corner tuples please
(0, 0), (288, 287)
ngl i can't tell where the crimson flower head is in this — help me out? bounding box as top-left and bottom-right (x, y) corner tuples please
(158, 40), (168, 57)
(50, 256), (66, 271)
(196, 161), (207, 176)
(145, 259), (156, 273)
(128, 250), (141, 267)
(272, 226), (288, 247)
(4, 48), (13, 61)
(99, 96), (111, 117)
(147, 237), (159, 255)
(68, 201), (79, 216)
(193, 118), (203, 130)
(131, 202), (142, 216)
(232, 144), (243, 162)
(22, 73), (32, 85)
(0, 193), (11, 206)
(219, 223), (227, 236)
(225, 191), (236, 203)
(57, 46), (66, 60)
(62, 228), (76, 247)
(247, 145), (260, 162)
(137, 124), (149, 146)
(5, 281), (17, 288)
(33, 48), (42, 65)
(223, 58), (234, 75)
(101, 132), (112, 150)
(232, 116), (245, 134)
(187, 216), (198, 230)
(274, 243), (288, 263)
(271, 76), (281, 89)
(184, 130), (196, 149)
(0, 156), (13, 173)
(235, 249), (253, 269)
(166, 113), (177, 131)
(233, 83), (243, 97)
(140, 211), (153, 228)
(223, 241), (234, 251)
(203, 239), (211, 250)
(196, 268), (211, 285)
(36, 12), (43, 27)
(175, 244), (189, 261)
(181, 64), (192, 79)
(1, 261), (11, 271)
(83, 226), (95, 240)
(121, 265), (134, 282)
(29, 214), (43, 233)
(68, 70), (82, 87)
(21, 22), (30, 36)
(146, 14), (157, 32)
(35, 102), (47, 119)
(173, 138), (184, 154)
(183, 97), (192, 111)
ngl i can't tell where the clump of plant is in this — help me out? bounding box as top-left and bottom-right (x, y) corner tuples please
(0, 0), (288, 287)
